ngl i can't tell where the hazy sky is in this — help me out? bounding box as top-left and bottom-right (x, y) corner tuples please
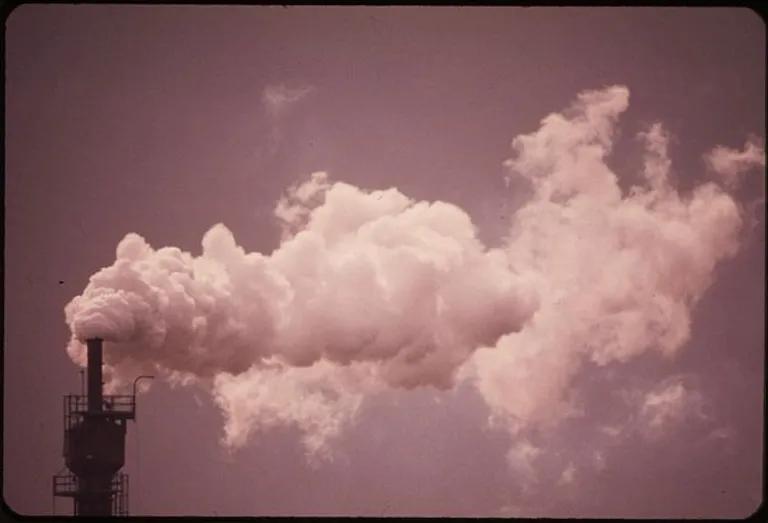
(4, 5), (765, 517)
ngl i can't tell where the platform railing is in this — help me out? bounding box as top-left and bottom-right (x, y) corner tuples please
(52, 471), (78, 497)
(63, 394), (136, 430)
(53, 471), (129, 515)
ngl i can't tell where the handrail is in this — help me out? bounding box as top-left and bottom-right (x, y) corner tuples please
(132, 375), (155, 398)
(132, 376), (154, 421)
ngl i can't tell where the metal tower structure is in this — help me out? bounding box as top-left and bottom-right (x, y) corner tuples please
(52, 338), (151, 516)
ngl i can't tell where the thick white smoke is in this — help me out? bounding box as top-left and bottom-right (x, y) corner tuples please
(64, 84), (762, 461)
(464, 86), (750, 438)
(66, 173), (537, 388)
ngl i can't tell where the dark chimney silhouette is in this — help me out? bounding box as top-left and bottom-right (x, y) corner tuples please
(52, 338), (151, 516)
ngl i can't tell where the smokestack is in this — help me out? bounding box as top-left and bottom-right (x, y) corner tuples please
(54, 336), (139, 515)
(86, 338), (103, 413)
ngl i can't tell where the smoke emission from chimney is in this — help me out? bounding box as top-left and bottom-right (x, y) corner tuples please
(64, 84), (762, 462)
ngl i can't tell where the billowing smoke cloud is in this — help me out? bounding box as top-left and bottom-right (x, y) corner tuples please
(66, 173), (537, 388)
(64, 156), (538, 455)
(464, 86), (752, 437)
(64, 84), (762, 463)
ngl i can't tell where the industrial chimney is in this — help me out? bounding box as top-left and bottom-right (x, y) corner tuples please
(52, 338), (151, 516)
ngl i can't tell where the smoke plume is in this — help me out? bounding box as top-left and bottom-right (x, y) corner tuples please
(464, 86), (750, 437)
(64, 84), (762, 462)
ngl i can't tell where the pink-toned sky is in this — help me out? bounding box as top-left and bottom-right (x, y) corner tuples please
(4, 5), (765, 517)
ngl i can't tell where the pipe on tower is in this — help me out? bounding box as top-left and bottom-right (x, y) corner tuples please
(86, 338), (103, 413)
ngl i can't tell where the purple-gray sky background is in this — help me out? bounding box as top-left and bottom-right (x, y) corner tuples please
(4, 5), (765, 517)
